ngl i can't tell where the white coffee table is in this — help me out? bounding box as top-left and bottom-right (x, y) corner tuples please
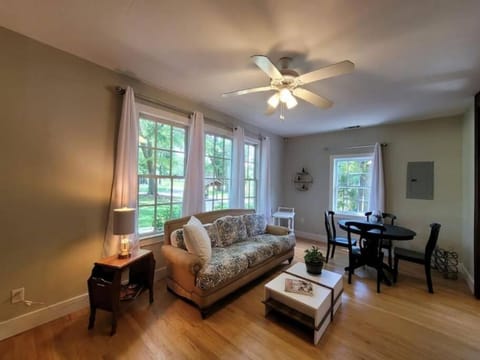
(264, 263), (343, 344)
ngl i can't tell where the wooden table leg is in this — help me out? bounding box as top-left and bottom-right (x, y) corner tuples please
(88, 306), (96, 329)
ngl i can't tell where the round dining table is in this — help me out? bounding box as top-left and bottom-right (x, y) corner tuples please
(337, 219), (416, 241)
(337, 219), (416, 286)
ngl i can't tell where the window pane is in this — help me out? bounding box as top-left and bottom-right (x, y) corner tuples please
(215, 137), (224, 156)
(171, 203), (183, 220)
(246, 163), (254, 179)
(138, 147), (152, 175)
(138, 177), (155, 205)
(172, 179), (184, 203)
(172, 127), (185, 151)
(156, 150), (171, 175)
(157, 178), (172, 204)
(155, 204), (171, 231)
(139, 118), (155, 147)
(205, 134), (215, 157)
(171, 152), (185, 176)
(224, 138), (232, 158)
(157, 123), (171, 150)
(249, 180), (256, 197)
(138, 206), (155, 234)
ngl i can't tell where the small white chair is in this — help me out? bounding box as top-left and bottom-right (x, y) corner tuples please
(272, 207), (295, 233)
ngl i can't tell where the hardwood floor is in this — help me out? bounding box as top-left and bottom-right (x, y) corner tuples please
(1, 238), (480, 359)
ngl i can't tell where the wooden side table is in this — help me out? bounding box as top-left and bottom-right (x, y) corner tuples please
(87, 248), (155, 335)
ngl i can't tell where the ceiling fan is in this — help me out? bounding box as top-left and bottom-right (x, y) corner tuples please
(222, 55), (354, 119)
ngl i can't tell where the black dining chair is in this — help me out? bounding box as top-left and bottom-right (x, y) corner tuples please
(345, 221), (386, 293)
(393, 223), (441, 293)
(324, 211), (356, 263)
(365, 211), (397, 269)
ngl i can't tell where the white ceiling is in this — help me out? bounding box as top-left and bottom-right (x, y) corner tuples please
(1, 0), (480, 137)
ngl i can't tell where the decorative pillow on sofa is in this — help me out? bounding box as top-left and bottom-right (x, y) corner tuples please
(170, 229), (187, 250)
(183, 216), (212, 264)
(171, 223), (219, 249)
(214, 215), (248, 247)
(243, 214), (267, 237)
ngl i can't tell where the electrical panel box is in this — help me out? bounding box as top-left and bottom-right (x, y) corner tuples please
(406, 161), (434, 200)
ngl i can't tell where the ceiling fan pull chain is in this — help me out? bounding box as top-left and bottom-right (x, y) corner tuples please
(280, 102), (285, 120)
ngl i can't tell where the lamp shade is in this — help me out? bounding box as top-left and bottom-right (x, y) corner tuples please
(113, 208), (135, 235)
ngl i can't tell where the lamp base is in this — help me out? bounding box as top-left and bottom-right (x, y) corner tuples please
(118, 252), (131, 259)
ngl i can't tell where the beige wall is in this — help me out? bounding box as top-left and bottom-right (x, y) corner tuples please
(0, 27), (284, 321)
(282, 116), (463, 253)
(462, 104), (475, 281)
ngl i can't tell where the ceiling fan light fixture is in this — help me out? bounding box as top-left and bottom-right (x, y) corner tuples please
(267, 93), (280, 108)
(286, 95), (298, 109)
(279, 88), (293, 103)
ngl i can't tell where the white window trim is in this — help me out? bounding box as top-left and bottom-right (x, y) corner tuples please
(329, 152), (373, 217)
(136, 103), (189, 126)
(245, 137), (260, 210)
(204, 123), (233, 138)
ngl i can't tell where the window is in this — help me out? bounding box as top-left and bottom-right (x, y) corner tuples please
(204, 133), (232, 211)
(137, 114), (187, 235)
(331, 154), (372, 215)
(244, 142), (258, 209)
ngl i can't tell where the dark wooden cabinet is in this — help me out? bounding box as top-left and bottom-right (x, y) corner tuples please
(87, 249), (155, 335)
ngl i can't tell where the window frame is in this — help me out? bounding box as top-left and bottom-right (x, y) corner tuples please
(329, 153), (373, 217)
(203, 125), (233, 212)
(136, 103), (189, 240)
(244, 137), (260, 210)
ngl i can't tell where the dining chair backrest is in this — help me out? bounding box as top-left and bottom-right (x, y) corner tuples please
(365, 211), (397, 225)
(327, 210), (338, 239)
(382, 212), (397, 225)
(425, 223), (441, 261)
(324, 211), (333, 242)
(345, 221), (385, 250)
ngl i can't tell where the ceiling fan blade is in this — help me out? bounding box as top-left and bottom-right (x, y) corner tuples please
(222, 86), (273, 97)
(265, 105), (277, 115)
(251, 55), (283, 80)
(297, 60), (354, 85)
(293, 88), (333, 109)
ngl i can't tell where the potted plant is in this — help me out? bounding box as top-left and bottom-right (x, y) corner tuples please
(304, 246), (326, 274)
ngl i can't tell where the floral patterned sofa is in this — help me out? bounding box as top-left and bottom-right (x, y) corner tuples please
(162, 209), (295, 316)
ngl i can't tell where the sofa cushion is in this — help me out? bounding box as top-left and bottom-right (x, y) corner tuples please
(214, 216), (248, 247)
(183, 216), (212, 264)
(196, 247), (249, 290)
(204, 223), (221, 247)
(251, 233), (296, 255)
(229, 240), (274, 267)
(243, 214), (267, 237)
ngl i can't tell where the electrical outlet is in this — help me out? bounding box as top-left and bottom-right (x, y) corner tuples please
(11, 288), (24, 304)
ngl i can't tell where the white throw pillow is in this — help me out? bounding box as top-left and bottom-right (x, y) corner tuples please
(183, 216), (212, 264)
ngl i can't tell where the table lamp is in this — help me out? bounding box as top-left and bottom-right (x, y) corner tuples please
(113, 208), (135, 259)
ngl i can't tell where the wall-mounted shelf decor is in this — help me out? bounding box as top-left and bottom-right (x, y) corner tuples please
(294, 168), (313, 191)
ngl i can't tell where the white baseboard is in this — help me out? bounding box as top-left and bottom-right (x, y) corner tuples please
(459, 263), (474, 294)
(294, 231), (327, 243)
(0, 266), (167, 341)
(0, 293), (89, 341)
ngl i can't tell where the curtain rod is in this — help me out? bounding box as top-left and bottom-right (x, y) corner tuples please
(323, 143), (388, 151)
(115, 86), (232, 131)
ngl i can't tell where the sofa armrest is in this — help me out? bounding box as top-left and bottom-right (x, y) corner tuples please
(266, 224), (289, 236)
(162, 245), (203, 275)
